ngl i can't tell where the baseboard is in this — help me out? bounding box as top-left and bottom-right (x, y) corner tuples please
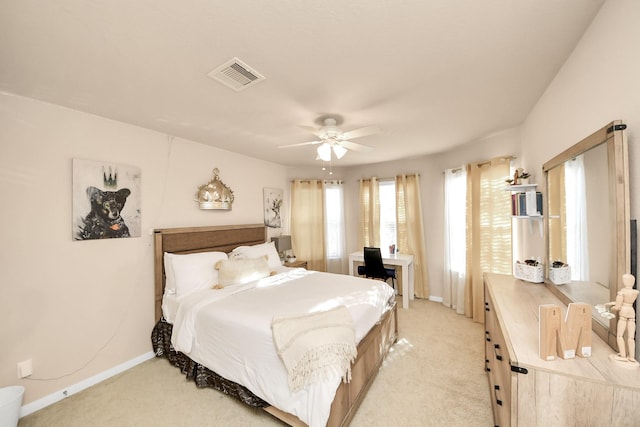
(429, 296), (443, 303)
(20, 351), (155, 417)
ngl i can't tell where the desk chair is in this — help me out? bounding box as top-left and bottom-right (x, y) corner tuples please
(357, 247), (396, 289)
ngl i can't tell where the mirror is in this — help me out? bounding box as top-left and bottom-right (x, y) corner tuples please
(543, 121), (629, 347)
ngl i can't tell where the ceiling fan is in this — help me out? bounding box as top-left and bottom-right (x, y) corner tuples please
(279, 115), (378, 161)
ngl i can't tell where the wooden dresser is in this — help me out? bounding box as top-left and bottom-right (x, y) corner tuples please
(484, 273), (640, 426)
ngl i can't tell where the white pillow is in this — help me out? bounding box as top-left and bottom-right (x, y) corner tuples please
(165, 251), (228, 297)
(229, 241), (281, 269)
(215, 256), (271, 287)
(163, 252), (177, 294)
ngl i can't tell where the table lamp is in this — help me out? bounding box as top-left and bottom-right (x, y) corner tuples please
(271, 235), (292, 261)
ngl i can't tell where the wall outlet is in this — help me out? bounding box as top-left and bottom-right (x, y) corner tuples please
(17, 359), (32, 378)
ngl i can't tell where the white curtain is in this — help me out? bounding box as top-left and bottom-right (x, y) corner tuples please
(443, 167), (467, 314)
(565, 155), (589, 280)
(324, 180), (346, 274)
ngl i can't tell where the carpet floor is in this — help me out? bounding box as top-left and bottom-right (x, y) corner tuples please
(19, 298), (493, 427)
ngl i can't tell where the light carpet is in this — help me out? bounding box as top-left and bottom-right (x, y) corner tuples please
(19, 299), (493, 426)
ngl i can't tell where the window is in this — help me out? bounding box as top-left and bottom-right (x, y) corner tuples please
(379, 180), (396, 253)
(324, 184), (343, 259)
(444, 168), (467, 274)
(443, 167), (467, 313)
(324, 181), (346, 273)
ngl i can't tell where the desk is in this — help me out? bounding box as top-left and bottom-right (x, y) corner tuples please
(348, 251), (414, 309)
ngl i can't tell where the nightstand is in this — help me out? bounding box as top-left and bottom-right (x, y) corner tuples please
(285, 260), (307, 269)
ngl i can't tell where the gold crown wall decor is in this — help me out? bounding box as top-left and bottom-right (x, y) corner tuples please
(195, 168), (235, 210)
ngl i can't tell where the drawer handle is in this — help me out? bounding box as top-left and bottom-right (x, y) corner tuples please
(494, 343), (503, 361)
(494, 386), (502, 406)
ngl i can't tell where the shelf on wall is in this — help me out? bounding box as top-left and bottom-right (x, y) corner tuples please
(505, 183), (538, 191)
(509, 183), (543, 236)
(509, 184), (543, 218)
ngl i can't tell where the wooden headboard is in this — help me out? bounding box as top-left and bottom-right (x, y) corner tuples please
(153, 224), (267, 321)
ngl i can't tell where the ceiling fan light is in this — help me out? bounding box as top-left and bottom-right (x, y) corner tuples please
(332, 144), (347, 159)
(317, 143), (332, 161)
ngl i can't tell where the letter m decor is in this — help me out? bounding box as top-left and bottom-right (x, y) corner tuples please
(539, 303), (592, 361)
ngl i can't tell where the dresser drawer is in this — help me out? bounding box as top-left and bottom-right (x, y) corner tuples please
(484, 286), (512, 427)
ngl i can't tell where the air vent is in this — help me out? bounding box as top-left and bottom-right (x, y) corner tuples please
(207, 57), (265, 91)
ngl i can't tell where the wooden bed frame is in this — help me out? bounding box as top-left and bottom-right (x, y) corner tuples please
(154, 224), (398, 427)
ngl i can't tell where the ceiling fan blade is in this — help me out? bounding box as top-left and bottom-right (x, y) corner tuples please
(341, 125), (380, 140)
(278, 140), (322, 148)
(340, 140), (373, 152)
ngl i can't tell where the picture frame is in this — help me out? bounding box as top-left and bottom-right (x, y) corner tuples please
(72, 158), (141, 240)
(263, 187), (283, 228)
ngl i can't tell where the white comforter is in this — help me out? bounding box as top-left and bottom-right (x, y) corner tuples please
(169, 268), (395, 427)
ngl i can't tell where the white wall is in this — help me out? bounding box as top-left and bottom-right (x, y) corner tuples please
(518, 0), (640, 354)
(0, 92), (287, 405)
(521, 0), (640, 231)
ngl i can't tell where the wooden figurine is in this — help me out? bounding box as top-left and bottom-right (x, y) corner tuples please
(505, 168), (530, 186)
(604, 273), (639, 367)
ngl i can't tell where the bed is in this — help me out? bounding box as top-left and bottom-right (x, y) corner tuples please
(151, 224), (398, 427)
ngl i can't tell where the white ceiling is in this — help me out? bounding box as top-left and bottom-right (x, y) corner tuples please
(0, 0), (605, 167)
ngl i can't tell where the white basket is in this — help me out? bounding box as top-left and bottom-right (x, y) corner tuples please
(513, 262), (544, 283)
(549, 266), (571, 285)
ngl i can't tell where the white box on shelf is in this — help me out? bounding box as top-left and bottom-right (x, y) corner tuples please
(525, 190), (538, 216)
(549, 266), (571, 285)
(513, 262), (544, 283)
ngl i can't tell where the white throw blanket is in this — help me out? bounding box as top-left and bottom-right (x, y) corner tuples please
(272, 305), (357, 393)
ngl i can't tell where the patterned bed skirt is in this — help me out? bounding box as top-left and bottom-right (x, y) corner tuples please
(151, 319), (269, 408)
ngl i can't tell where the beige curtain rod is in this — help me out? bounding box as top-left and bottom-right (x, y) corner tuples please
(474, 155), (516, 168)
(358, 173), (420, 182)
(291, 179), (344, 184)
(442, 156), (515, 174)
